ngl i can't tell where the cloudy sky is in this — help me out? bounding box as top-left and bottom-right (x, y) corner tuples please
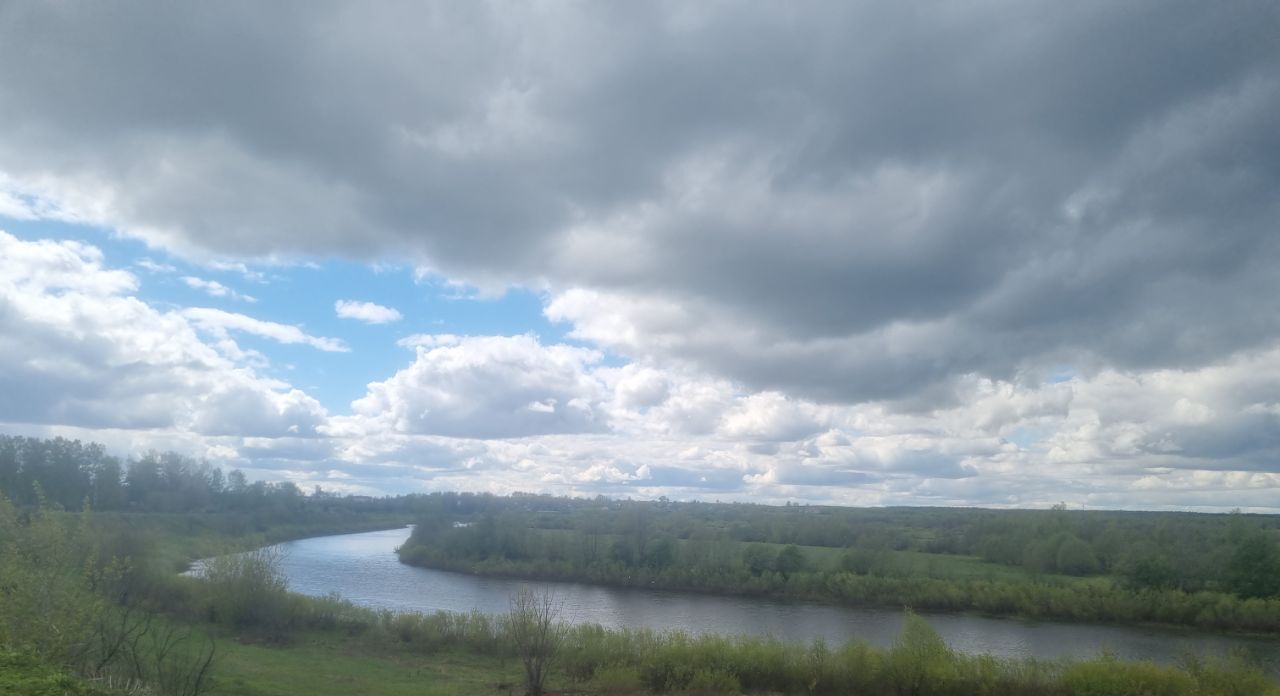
(2, 2), (1278, 510)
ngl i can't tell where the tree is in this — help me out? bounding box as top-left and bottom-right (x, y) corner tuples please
(742, 544), (775, 575)
(776, 544), (806, 578)
(1054, 534), (1100, 576)
(643, 536), (675, 570)
(1227, 530), (1280, 598)
(91, 455), (126, 510)
(506, 587), (567, 696)
(887, 612), (954, 696)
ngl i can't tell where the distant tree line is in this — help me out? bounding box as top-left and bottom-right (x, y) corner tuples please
(0, 434), (399, 518)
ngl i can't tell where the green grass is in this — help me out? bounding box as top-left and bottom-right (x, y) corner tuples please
(680, 536), (1098, 585)
(208, 631), (523, 696)
(0, 652), (125, 696)
(835, 547), (1096, 584)
(518, 526), (1101, 586)
(85, 511), (413, 572)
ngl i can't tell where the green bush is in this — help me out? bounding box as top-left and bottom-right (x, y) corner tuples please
(683, 667), (741, 695)
(0, 497), (107, 667)
(1059, 654), (1196, 696)
(1178, 651), (1276, 696)
(193, 546), (291, 637)
(886, 612), (956, 695)
(589, 663), (645, 694)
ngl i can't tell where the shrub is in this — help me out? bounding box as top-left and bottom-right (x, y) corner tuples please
(1059, 654), (1196, 696)
(194, 546), (291, 638)
(683, 667), (741, 695)
(589, 663), (645, 694)
(886, 611), (955, 696)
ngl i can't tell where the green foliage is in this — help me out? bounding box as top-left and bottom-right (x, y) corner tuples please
(162, 595), (1280, 696)
(683, 667), (741, 695)
(0, 495), (106, 666)
(399, 492), (1280, 633)
(776, 544), (806, 577)
(587, 663), (644, 694)
(643, 536), (676, 570)
(1226, 530), (1280, 598)
(1179, 650), (1278, 696)
(1059, 654), (1197, 695)
(1055, 534), (1102, 576)
(0, 434), (413, 521)
(541, 614), (1278, 696)
(0, 495), (216, 694)
(887, 612), (954, 696)
(1123, 551), (1181, 592)
(196, 547), (292, 637)
(4, 435), (1280, 693)
(0, 651), (126, 695)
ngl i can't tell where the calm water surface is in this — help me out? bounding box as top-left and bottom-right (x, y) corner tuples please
(262, 527), (1280, 673)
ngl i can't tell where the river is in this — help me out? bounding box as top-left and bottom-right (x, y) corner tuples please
(260, 526), (1280, 673)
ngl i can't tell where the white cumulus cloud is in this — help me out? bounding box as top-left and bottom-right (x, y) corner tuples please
(335, 299), (402, 324)
(339, 334), (605, 439)
(0, 230), (328, 437)
(182, 276), (256, 302)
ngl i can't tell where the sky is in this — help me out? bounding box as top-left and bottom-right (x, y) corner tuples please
(1, 2), (1279, 510)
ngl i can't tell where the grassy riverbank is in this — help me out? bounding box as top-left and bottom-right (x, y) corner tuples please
(4, 498), (1278, 695)
(398, 494), (1280, 635)
(131, 608), (1280, 696)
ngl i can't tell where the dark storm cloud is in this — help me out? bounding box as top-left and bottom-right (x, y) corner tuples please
(2, 1), (1278, 402)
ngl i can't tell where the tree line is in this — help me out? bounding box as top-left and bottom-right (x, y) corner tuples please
(0, 434), (401, 517)
(398, 492), (1280, 632)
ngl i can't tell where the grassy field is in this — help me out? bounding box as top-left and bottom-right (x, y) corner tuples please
(0, 652), (124, 696)
(497, 527), (1099, 587)
(209, 631), (522, 696)
(787, 543), (1093, 584)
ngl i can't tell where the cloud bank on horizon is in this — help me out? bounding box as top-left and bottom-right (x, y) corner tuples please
(1, 1), (1278, 510)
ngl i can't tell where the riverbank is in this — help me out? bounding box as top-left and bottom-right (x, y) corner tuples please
(399, 543), (1280, 639)
(6, 506), (1279, 695)
(396, 502), (1280, 637)
(267, 527), (1280, 676)
(147, 593), (1280, 696)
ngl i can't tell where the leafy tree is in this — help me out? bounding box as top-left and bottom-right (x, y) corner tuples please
(643, 536), (675, 570)
(1055, 534), (1100, 576)
(610, 540), (635, 566)
(90, 455), (126, 511)
(742, 544), (774, 575)
(775, 544), (805, 577)
(1227, 530), (1280, 598)
(1122, 551), (1179, 591)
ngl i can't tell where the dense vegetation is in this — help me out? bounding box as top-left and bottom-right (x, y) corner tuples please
(0, 434), (413, 694)
(399, 492), (1280, 633)
(0, 434), (410, 516)
(3, 434), (1279, 694)
(3, 494), (1276, 695)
